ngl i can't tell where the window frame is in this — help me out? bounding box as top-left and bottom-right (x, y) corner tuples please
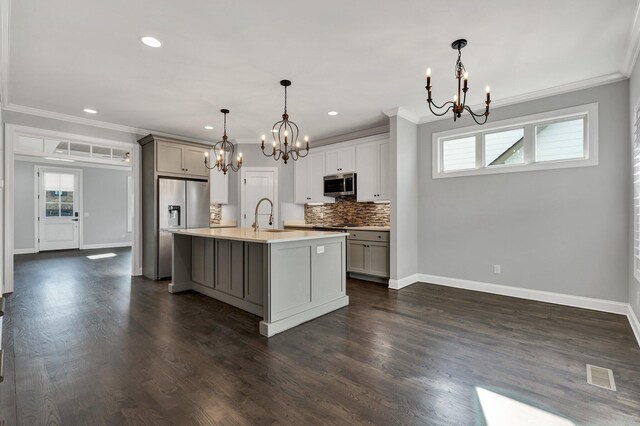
(432, 103), (598, 179)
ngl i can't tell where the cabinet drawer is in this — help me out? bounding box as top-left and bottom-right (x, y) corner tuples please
(347, 230), (389, 242)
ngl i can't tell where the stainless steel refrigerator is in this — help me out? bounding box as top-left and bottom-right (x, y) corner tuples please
(158, 178), (210, 278)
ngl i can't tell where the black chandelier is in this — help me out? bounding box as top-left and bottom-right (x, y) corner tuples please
(204, 109), (242, 175)
(261, 80), (309, 164)
(425, 39), (491, 125)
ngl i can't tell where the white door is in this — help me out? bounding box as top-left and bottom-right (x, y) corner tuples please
(38, 168), (81, 251)
(241, 168), (278, 228)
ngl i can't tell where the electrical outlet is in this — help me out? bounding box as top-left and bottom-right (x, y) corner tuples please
(317, 246), (325, 254)
(493, 264), (501, 274)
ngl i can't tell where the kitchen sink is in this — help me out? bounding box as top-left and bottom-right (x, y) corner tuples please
(261, 229), (296, 233)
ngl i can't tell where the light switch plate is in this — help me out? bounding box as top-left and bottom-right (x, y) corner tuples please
(84, 212), (90, 217)
(317, 246), (325, 254)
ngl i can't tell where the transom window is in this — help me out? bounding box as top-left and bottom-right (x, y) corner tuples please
(432, 103), (598, 178)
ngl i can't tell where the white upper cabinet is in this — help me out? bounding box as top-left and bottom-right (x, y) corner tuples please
(356, 139), (390, 202)
(325, 146), (355, 174)
(295, 152), (334, 204)
(294, 134), (389, 204)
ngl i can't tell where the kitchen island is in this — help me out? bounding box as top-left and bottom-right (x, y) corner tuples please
(168, 227), (348, 337)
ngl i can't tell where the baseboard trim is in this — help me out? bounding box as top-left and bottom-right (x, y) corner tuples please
(13, 248), (37, 255)
(628, 306), (640, 349)
(81, 242), (132, 250)
(418, 273), (629, 315)
(388, 273), (420, 290)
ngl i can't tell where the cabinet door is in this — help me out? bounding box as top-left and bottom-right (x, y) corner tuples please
(309, 153), (333, 203)
(244, 243), (264, 306)
(356, 142), (379, 202)
(294, 157), (311, 204)
(338, 147), (356, 173)
(210, 153), (229, 204)
(183, 146), (209, 177)
(378, 142), (391, 201)
(216, 239), (244, 298)
(325, 150), (339, 174)
(204, 238), (215, 287)
(366, 242), (390, 278)
(192, 237), (206, 285)
(157, 142), (184, 174)
(347, 241), (367, 274)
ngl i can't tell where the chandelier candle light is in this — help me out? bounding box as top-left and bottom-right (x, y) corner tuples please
(425, 39), (491, 125)
(261, 80), (309, 164)
(204, 109), (242, 174)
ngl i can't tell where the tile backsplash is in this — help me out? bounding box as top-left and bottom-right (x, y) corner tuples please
(304, 196), (390, 226)
(210, 204), (222, 225)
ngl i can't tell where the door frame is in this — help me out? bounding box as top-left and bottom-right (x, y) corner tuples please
(34, 165), (84, 252)
(239, 167), (279, 228)
(4, 124), (143, 294)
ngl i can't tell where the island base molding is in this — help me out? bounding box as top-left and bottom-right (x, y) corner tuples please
(259, 295), (349, 337)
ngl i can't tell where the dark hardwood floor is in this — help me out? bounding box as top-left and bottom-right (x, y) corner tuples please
(1, 248), (639, 425)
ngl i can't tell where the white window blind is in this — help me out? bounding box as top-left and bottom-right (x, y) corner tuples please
(634, 106), (640, 279)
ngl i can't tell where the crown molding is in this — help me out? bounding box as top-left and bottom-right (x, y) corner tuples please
(417, 72), (627, 125)
(384, 107), (419, 124)
(623, 0), (640, 76)
(2, 103), (211, 144)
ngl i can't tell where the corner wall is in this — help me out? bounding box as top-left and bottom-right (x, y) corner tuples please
(417, 80), (630, 303)
(629, 61), (640, 321)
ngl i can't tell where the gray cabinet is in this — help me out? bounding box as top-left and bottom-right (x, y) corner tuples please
(347, 230), (390, 278)
(192, 237), (215, 287)
(244, 243), (265, 306)
(156, 141), (209, 178)
(215, 239), (244, 298)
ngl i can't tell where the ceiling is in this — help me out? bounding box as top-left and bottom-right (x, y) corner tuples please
(6, 0), (638, 142)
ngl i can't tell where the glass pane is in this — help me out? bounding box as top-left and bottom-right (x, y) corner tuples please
(45, 203), (59, 217)
(44, 139), (69, 155)
(485, 129), (525, 166)
(60, 191), (73, 203)
(69, 142), (91, 157)
(60, 203), (74, 217)
(92, 146), (112, 159)
(113, 149), (130, 162)
(46, 190), (60, 203)
(442, 136), (476, 172)
(535, 118), (585, 162)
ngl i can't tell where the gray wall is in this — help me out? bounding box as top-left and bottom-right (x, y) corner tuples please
(417, 80), (630, 302)
(14, 160), (132, 250)
(390, 116), (418, 281)
(224, 143), (304, 226)
(629, 63), (640, 317)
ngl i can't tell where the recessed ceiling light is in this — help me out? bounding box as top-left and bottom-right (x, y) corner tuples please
(140, 36), (162, 48)
(83, 108), (97, 114)
(204, 125), (214, 130)
(328, 111), (339, 116)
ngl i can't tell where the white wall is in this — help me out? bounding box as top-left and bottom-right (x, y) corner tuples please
(389, 115), (418, 284)
(417, 80), (630, 302)
(14, 160), (132, 251)
(224, 143), (304, 226)
(629, 62), (640, 318)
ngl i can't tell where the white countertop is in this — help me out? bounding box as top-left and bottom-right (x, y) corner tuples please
(172, 227), (347, 244)
(282, 220), (390, 232)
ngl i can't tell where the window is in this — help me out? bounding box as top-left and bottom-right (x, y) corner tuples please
(44, 172), (75, 217)
(432, 103), (598, 178)
(634, 105), (640, 281)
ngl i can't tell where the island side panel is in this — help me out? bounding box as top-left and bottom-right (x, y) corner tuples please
(260, 235), (349, 337)
(169, 233), (193, 293)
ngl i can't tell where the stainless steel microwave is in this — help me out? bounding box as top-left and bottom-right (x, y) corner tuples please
(324, 173), (356, 197)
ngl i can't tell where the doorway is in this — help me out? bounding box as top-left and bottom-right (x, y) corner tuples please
(36, 167), (83, 251)
(240, 167), (278, 228)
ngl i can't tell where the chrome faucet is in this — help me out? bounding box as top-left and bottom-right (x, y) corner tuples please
(252, 197), (274, 231)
